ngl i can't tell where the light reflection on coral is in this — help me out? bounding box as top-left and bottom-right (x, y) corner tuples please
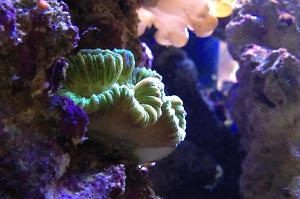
(137, 0), (236, 47)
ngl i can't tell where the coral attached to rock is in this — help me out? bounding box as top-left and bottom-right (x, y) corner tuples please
(60, 48), (186, 163)
(0, 0), (180, 198)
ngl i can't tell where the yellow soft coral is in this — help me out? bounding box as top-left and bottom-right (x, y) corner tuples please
(209, 0), (236, 18)
(137, 0), (236, 47)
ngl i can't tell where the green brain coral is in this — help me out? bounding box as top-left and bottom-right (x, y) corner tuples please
(60, 48), (186, 163)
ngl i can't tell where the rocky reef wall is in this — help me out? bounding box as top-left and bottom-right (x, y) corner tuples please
(226, 0), (300, 198)
(0, 0), (166, 198)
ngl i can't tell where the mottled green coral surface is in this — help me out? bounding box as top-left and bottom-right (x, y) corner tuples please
(60, 48), (186, 163)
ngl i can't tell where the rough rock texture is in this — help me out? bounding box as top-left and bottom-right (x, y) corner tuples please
(45, 165), (126, 199)
(64, 0), (142, 61)
(226, 0), (300, 60)
(226, 0), (300, 198)
(0, 0), (79, 88)
(148, 48), (243, 199)
(231, 45), (300, 199)
(0, 1), (80, 197)
(0, 0), (158, 198)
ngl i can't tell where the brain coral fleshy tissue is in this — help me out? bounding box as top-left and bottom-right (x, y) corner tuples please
(60, 48), (186, 163)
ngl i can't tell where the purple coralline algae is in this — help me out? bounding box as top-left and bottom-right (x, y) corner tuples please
(0, 121), (71, 198)
(49, 95), (89, 140)
(0, 0), (79, 88)
(46, 57), (68, 93)
(0, 0), (19, 51)
(0, 0), (81, 197)
(226, 0), (300, 198)
(0, 0), (184, 198)
(231, 45), (300, 198)
(45, 165), (126, 199)
(137, 42), (153, 68)
(226, 0), (300, 59)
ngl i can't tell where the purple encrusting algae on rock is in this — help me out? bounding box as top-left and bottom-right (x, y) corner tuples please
(226, 0), (300, 198)
(0, 0), (181, 198)
(46, 57), (68, 93)
(230, 45), (300, 199)
(137, 42), (153, 68)
(45, 165), (126, 199)
(0, 0), (88, 198)
(0, 0), (19, 49)
(0, 0), (79, 88)
(226, 0), (300, 60)
(49, 95), (89, 140)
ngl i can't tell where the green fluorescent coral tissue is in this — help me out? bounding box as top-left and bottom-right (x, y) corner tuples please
(60, 48), (186, 163)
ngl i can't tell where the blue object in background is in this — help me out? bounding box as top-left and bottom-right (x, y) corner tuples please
(141, 29), (220, 88)
(183, 32), (220, 88)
